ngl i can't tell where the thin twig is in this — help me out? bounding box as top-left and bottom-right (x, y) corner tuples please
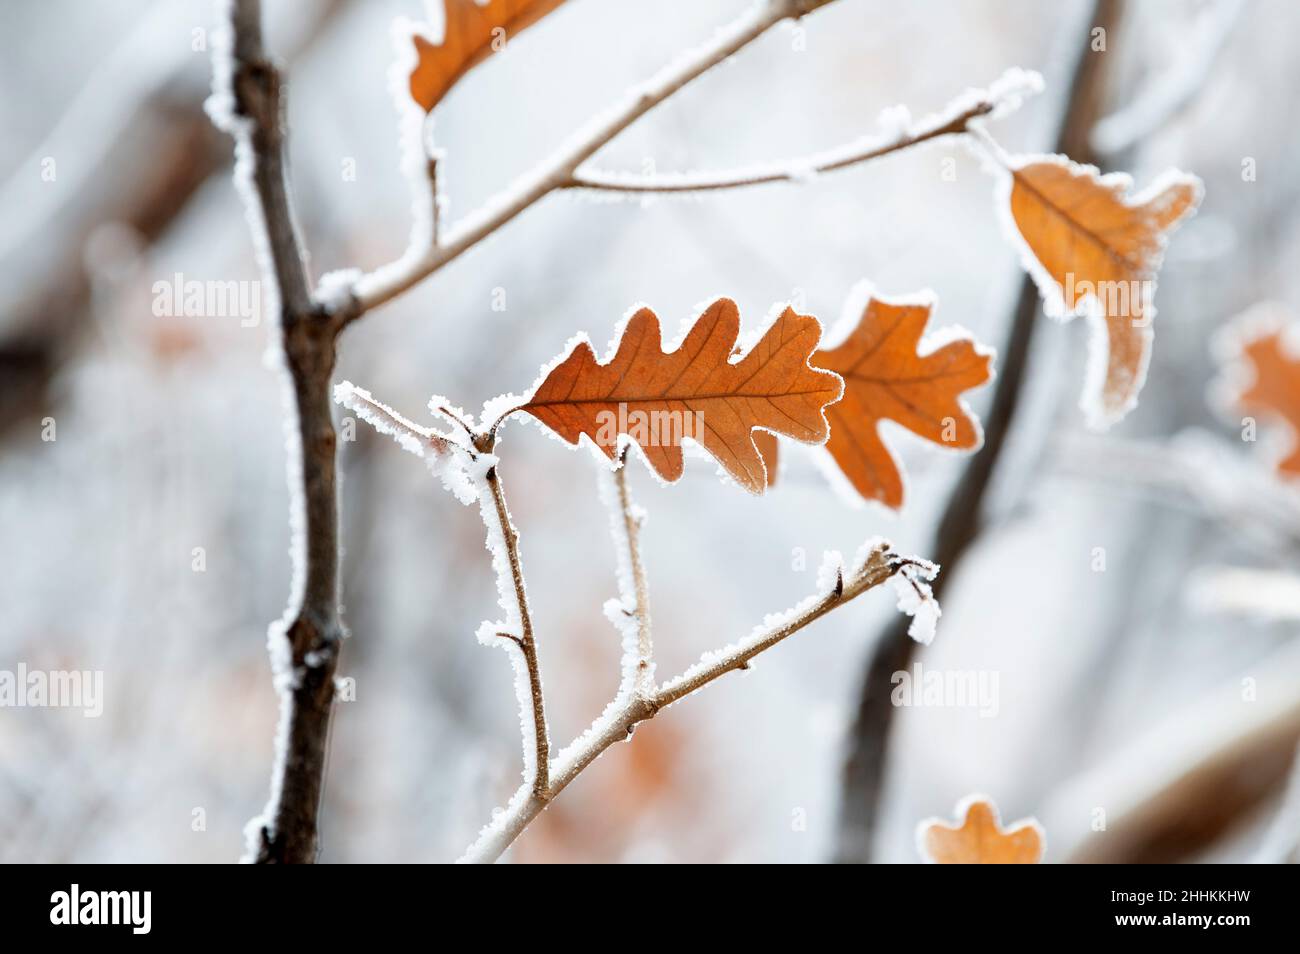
(351, 0), (841, 314)
(459, 543), (909, 863)
(608, 450), (655, 698)
(479, 450), (551, 798)
(337, 384), (441, 445)
(566, 102), (993, 194)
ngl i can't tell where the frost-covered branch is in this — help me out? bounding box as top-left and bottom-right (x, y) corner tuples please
(335, 384), (553, 800)
(658, 549), (934, 707)
(212, 0), (313, 321)
(599, 450), (655, 700)
(461, 542), (937, 863)
(350, 0), (841, 314)
(476, 449), (552, 798)
(565, 96), (1005, 196)
(211, 0), (354, 864)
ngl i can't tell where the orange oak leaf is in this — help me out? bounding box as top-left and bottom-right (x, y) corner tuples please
(514, 299), (843, 494)
(1004, 156), (1201, 429)
(763, 291), (993, 508)
(409, 0), (566, 113)
(815, 293), (993, 508)
(1222, 313), (1300, 479)
(918, 795), (1044, 864)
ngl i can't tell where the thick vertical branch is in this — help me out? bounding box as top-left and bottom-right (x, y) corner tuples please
(833, 0), (1119, 862)
(216, 0), (355, 863)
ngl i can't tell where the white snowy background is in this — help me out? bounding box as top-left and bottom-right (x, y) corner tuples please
(1, 0), (1297, 862)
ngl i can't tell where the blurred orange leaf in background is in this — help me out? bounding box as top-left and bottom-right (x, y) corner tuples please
(409, 0), (566, 112)
(1228, 322), (1300, 479)
(918, 795), (1044, 864)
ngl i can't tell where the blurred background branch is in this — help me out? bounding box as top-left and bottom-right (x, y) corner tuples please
(834, 0), (1121, 862)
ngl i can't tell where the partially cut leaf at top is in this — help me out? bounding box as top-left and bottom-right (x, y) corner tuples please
(918, 795), (1044, 864)
(409, 0), (566, 113)
(514, 299), (843, 494)
(1005, 157), (1200, 429)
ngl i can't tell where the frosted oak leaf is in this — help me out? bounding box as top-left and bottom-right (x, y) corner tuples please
(759, 289), (995, 508)
(1002, 155), (1201, 428)
(509, 298), (843, 494)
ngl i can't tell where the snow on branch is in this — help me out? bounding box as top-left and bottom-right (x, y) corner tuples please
(461, 539), (939, 863)
(336, 384), (553, 800)
(333, 381), (477, 505)
(567, 68), (1042, 195)
(598, 450), (655, 701)
(212, 0), (357, 865)
(471, 457), (553, 801)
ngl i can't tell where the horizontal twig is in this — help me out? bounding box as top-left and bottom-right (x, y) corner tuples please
(565, 101), (993, 195)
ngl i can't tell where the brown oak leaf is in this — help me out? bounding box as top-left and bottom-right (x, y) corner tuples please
(409, 0), (566, 113)
(918, 795), (1044, 864)
(760, 291), (994, 508)
(514, 298), (842, 494)
(1005, 156), (1201, 428)
(1221, 311), (1300, 479)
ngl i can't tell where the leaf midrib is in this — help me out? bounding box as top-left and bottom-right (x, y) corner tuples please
(1012, 169), (1143, 275)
